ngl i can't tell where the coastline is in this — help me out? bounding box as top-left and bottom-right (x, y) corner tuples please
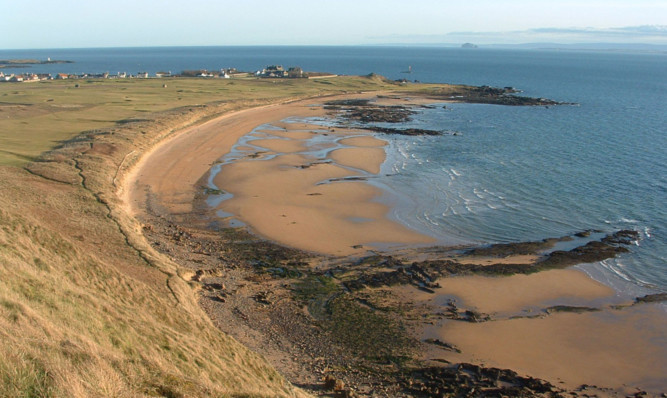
(209, 117), (436, 257)
(124, 92), (667, 396)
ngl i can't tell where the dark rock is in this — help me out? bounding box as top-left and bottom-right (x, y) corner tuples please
(538, 230), (638, 270)
(203, 282), (224, 290)
(465, 236), (570, 257)
(324, 99), (372, 107)
(418, 84), (572, 106)
(424, 338), (461, 353)
(359, 126), (442, 136)
(325, 100), (415, 123)
(634, 293), (667, 304)
(209, 295), (225, 303)
(343, 262), (441, 291)
(402, 364), (559, 396)
(545, 305), (600, 314)
(574, 230), (592, 238)
(443, 300), (491, 322)
(323, 374), (337, 390)
(601, 229), (639, 245)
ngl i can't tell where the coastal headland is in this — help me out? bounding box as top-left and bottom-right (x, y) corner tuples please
(1, 74), (665, 397)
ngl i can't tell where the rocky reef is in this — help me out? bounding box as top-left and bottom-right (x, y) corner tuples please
(324, 87), (569, 137)
(423, 85), (570, 106)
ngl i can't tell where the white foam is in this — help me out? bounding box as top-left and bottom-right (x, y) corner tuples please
(644, 227), (652, 239)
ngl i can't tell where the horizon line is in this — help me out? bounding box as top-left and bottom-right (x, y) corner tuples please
(3, 42), (667, 52)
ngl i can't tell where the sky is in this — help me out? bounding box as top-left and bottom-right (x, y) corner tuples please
(1, 0), (666, 49)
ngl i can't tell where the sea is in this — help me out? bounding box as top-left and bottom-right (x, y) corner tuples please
(3, 46), (665, 294)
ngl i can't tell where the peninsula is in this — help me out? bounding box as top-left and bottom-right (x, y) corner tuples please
(0, 58), (73, 68)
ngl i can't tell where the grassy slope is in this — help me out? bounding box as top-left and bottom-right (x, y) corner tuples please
(0, 75), (454, 396)
(0, 166), (298, 397)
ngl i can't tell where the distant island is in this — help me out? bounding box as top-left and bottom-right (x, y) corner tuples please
(461, 42), (479, 49)
(0, 58), (74, 68)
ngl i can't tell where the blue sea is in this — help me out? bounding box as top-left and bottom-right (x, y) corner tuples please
(3, 46), (665, 293)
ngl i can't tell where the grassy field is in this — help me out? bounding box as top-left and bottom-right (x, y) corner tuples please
(0, 76), (415, 166)
(0, 75), (452, 396)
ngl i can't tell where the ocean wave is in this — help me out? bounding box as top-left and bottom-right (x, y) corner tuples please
(423, 212), (440, 226)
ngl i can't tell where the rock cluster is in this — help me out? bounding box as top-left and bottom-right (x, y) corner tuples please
(402, 364), (559, 397)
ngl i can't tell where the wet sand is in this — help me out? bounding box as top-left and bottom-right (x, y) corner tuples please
(390, 266), (667, 393)
(212, 121), (433, 256)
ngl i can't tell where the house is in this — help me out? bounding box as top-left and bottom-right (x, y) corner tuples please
(259, 65), (304, 78)
(137, 72), (149, 78)
(287, 67), (303, 78)
(56, 73), (69, 79)
(261, 65), (287, 78)
(10, 75), (24, 82)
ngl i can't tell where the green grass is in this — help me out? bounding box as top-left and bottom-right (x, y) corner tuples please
(325, 295), (415, 363)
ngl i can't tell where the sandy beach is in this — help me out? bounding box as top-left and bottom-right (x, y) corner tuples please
(211, 121), (434, 256)
(126, 93), (667, 396)
(128, 94), (436, 257)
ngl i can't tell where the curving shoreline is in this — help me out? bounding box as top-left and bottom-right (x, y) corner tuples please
(209, 117), (436, 257)
(124, 91), (667, 396)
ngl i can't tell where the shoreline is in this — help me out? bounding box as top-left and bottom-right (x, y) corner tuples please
(208, 115), (437, 257)
(124, 92), (667, 396)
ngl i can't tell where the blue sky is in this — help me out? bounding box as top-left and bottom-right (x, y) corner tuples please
(2, 0), (665, 48)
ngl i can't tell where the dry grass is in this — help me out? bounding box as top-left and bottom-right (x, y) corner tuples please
(0, 75), (458, 396)
(0, 164), (306, 396)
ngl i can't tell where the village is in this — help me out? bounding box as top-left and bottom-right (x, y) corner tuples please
(0, 64), (324, 83)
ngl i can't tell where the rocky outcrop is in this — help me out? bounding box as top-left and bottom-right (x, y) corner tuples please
(402, 364), (559, 397)
(537, 230), (639, 269)
(420, 85), (572, 106)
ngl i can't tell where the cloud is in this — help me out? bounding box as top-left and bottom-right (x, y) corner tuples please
(371, 26), (667, 45)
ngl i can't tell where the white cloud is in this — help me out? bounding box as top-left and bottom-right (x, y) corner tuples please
(371, 26), (667, 45)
